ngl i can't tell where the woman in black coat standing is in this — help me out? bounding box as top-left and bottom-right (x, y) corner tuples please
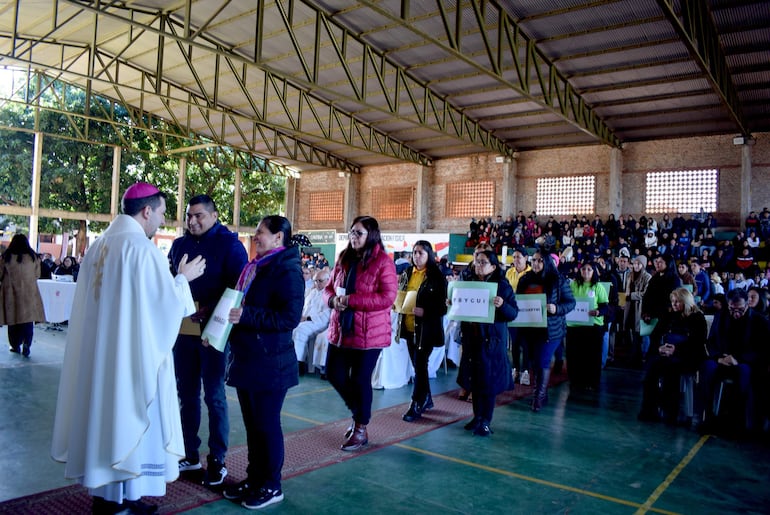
(397, 241), (448, 422)
(454, 250), (518, 436)
(641, 254), (682, 346)
(222, 216), (305, 510)
(517, 249), (576, 412)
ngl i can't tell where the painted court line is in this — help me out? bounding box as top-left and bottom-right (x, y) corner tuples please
(396, 443), (683, 515)
(634, 434), (711, 514)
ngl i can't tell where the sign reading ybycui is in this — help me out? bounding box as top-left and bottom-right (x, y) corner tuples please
(447, 281), (497, 323)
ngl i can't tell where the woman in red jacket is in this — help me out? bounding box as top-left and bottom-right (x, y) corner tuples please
(324, 216), (398, 451)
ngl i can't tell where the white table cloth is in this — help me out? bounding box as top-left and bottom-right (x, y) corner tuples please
(36, 279), (77, 323)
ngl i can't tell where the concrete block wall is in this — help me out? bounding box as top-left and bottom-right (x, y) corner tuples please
(294, 132), (769, 234)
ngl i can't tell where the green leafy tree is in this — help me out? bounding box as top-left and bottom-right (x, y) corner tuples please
(1, 73), (286, 249)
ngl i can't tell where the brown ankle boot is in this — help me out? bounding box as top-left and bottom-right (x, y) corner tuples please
(341, 423), (368, 451)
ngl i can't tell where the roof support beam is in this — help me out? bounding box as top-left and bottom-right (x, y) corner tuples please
(354, 0), (621, 147)
(47, 0), (432, 167)
(261, 1), (513, 157)
(656, 0), (749, 135)
(0, 69), (299, 176)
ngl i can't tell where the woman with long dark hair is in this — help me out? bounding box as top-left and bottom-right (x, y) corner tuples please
(566, 260), (609, 390)
(641, 254), (682, 347)
(53, 255), (79, 281)
(324, 216), (398, 451)
(0, 234), (46, 356)
(516, 248), (575, 411)
(455, 250), (518, 435)
(625, 255), (652, 365)
(222, 216), (305, 510)
(397, 241), (448, 422)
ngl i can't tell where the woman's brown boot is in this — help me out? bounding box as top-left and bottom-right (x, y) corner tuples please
(340, 423), (368, 451)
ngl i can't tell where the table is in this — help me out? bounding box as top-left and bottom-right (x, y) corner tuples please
(36, 279), (77, 323)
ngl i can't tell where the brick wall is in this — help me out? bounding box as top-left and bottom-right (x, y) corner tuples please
(295, 132), (769, 233)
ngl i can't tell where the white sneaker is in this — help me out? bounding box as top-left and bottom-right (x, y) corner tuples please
(520, 370), (530, 385)
(178, 458), (202, 472)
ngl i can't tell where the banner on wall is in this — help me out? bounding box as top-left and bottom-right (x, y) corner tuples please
(333, 232), (450, 260)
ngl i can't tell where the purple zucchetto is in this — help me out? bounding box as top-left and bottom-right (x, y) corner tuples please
(122, 182), (160, 201)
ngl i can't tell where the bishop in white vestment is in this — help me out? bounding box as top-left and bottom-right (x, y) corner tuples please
(51, 183), (205, 510)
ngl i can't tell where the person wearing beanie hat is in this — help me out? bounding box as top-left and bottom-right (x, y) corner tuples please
(53, 182), (206, 514)
(631, 254), (647, 268)
(505, 246), (532, 383)
(624, 254), (652, 367)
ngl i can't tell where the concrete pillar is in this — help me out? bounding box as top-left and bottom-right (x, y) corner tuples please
(176, 157), (187, 237)
(284, 175), (297, 228)
(233, 168), (243, 232)
(343, 172), (359, 229)
(501, 157), (517, 218)
(608, 147), (623, 217)
(415, 165), (432, 232)
(29, 132), (43, 248)
(740, 143), (752, 224)
(110, 146), (121, 217)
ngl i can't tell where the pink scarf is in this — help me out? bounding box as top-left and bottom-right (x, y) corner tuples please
(235, 246), (285, 302)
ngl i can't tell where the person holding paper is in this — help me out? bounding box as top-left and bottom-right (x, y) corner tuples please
(638, 288), (706, 424)
(168, 194), (248, 486)
(323, 216), (398, 451)
(454, 250), (518, 436)
(566, 260), (609, 391)
(222, 216), (305, 510)
(396, 241), (448, 422)
(624, 255), (652, 367)
(52, 182), (205, 515)
(642, 255), (682, 349)
(505, 247), (531, 384)
(457, 242), (495, 400)
(516, 249), (575, 412)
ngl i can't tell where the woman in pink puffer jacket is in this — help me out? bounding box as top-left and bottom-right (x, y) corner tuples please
(324, 216), (398, 451)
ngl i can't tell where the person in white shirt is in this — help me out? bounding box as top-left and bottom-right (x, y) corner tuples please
(293, 269), (332, 373)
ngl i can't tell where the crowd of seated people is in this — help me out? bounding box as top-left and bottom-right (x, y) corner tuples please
(466, 208), (770, 291)
(462, 210), (770, 439)
(300, 251), (329, 270)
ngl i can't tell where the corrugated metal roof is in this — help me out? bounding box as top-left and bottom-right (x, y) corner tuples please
(0, 0), (766, 171)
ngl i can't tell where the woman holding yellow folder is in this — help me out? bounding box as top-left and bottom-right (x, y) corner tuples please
(395, 241), (448, 422)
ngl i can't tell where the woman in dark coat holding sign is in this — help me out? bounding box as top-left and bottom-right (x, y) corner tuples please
(397, 241), (448, 422)
(452, 250), (518, 436)
(223, 216), (305, 510)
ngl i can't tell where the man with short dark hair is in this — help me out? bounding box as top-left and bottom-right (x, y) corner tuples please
(698, 288), (769, 433)
(52, 182), (205, 514)
(168, 194), (248, 486)
(690, 260), (712, 307)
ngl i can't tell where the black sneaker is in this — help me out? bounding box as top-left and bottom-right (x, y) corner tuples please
(464, 416), (481, 431)
(124, 499), (158, 514)
(204, 457), (228, 486)
(178, 458), (202, 472)
(473, 421), (493, 437)
(223, 480), (252, 501)
(242, 487), (284, 510)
